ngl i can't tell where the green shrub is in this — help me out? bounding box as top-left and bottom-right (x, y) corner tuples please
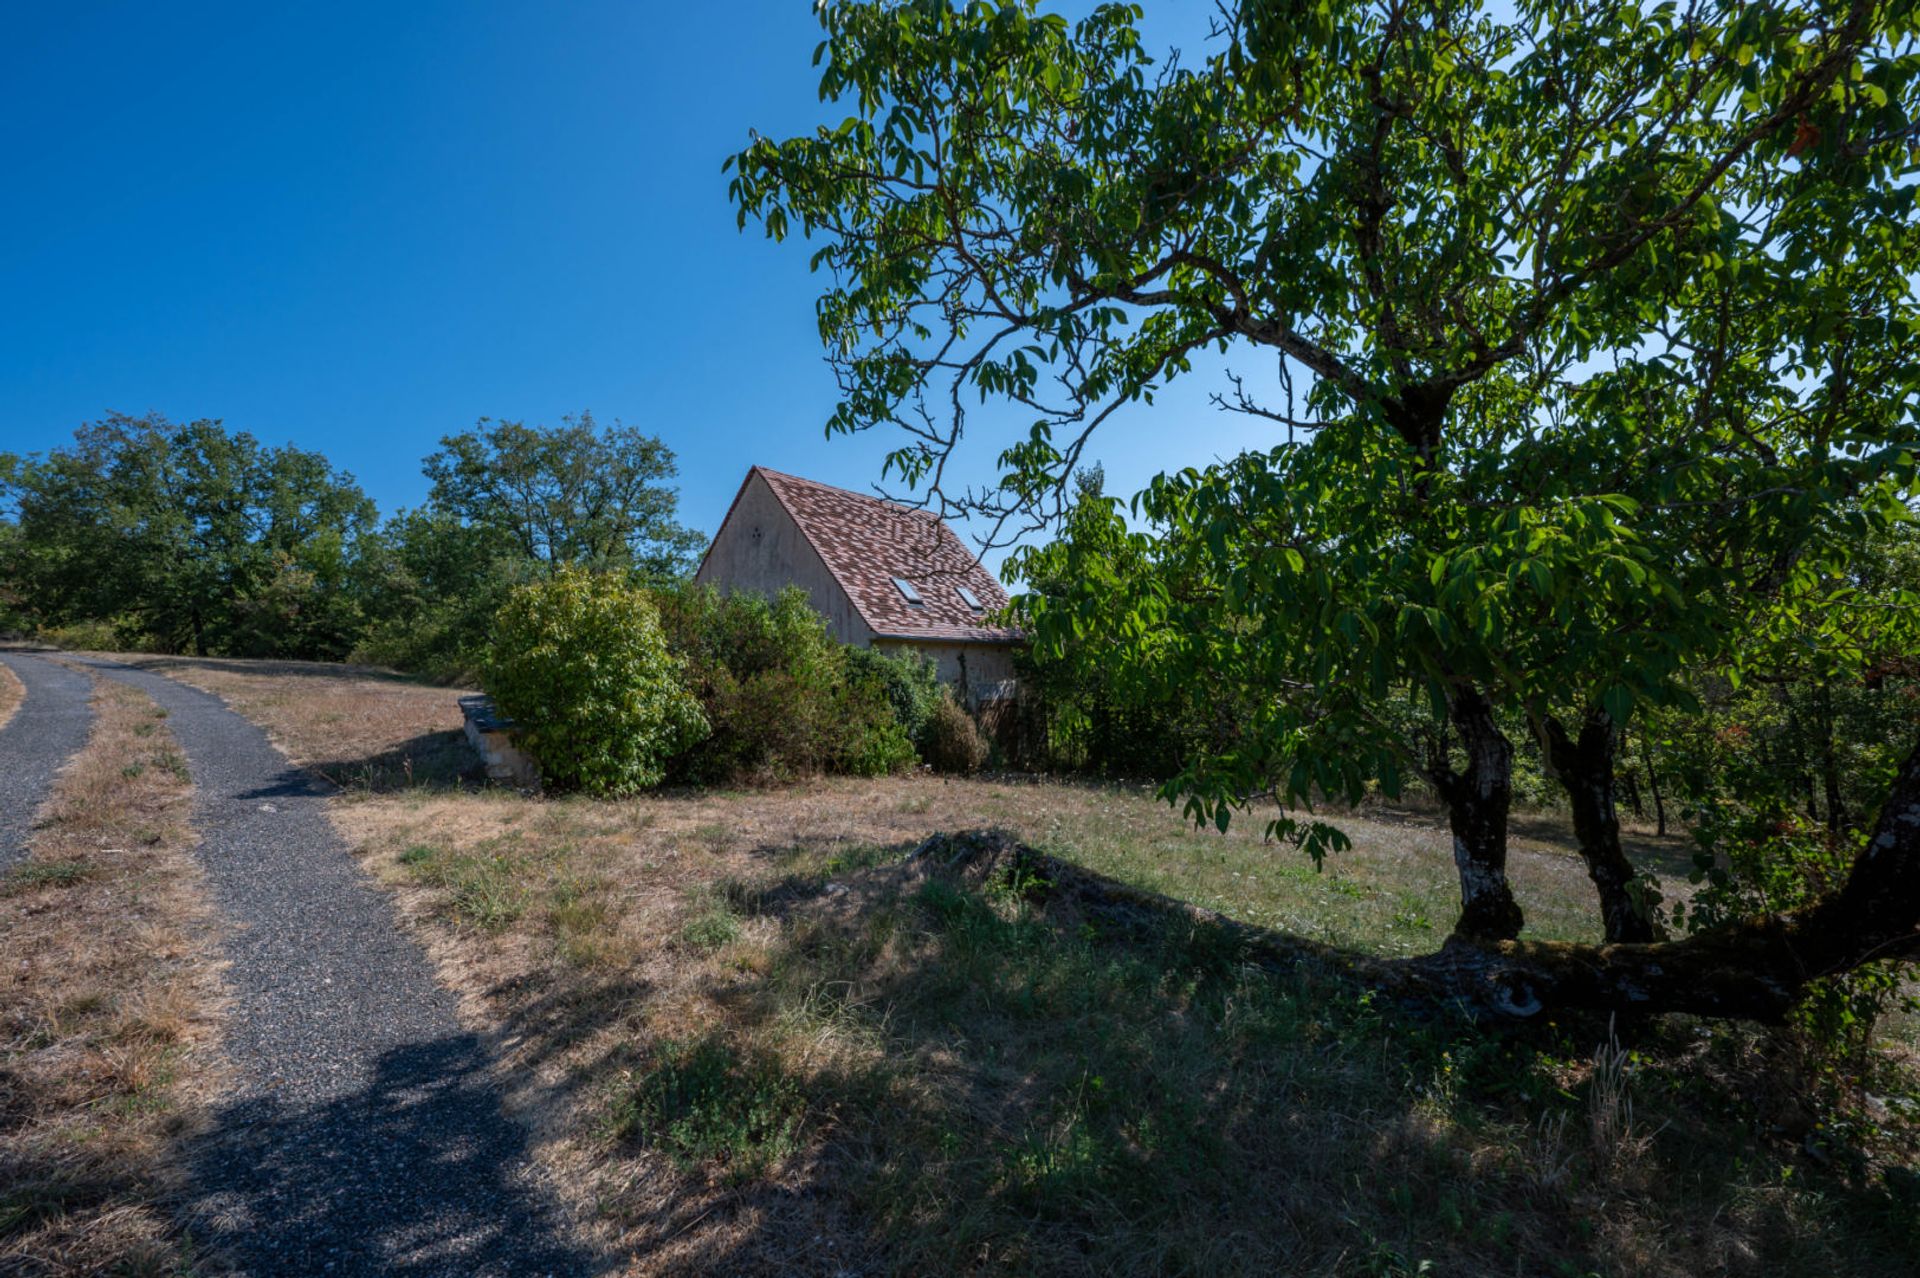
(845, 645), (944, 748)
(34, 617), (136, 652)
(655, 584), (916, 782)
(924, 693), (989, 774)
(485, 567), (707, 795)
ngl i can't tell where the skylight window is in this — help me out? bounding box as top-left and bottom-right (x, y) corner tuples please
(891, 576), (924, 605)
(956, 585), (983, 610)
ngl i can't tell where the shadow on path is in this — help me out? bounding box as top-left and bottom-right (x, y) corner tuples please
(191, 1033), (594, 1277)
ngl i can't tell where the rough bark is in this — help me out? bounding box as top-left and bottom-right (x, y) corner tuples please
(1412, 730), (1920, 1021)
(1543, 706), (1659, 944)
(1432, 687), (1525, 942)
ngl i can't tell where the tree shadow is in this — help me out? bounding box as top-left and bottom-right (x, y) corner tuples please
(597, 835), (1920, 1276)
(302, 730), (485, 794)
(185, 1032), (598, 1277)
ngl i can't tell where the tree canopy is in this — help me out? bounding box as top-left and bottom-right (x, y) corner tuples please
(421, 411), (704, 579)
(0, 413), (375, 657)
(733, 0), (1920, 1011)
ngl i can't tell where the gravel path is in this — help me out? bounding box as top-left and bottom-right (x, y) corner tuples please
(73, 656), (593, 1277)
(0, 651), (94, 873)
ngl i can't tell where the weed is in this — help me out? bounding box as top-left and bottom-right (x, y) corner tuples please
(609, 1036), (805, 1181)
(401, 843), (524, 931)
(678, 903), (742, 953)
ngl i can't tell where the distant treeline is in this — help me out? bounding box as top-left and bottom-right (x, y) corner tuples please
(0, 411), (702, 679)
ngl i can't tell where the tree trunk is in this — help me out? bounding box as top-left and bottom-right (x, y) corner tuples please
(1414, 731), (1920, 1021)
(1434, 688), (1525, 942)
(1640, 735), (1668, 836)
(1618, 730), (1644, 818)
(1543, 707), (1659, 944)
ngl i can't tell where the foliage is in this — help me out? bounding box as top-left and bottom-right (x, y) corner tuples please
(0, 411), (707, 674)
(0, 413), (374, 658)
(485, 568), (708, 795)
(423, 411), (704, 578)
(1012, 480), (1264, 778)
(350, 509), (531, 682)
(656, 583), (916, 782)
(733, 0), (1920, 945)
(923, 691), (990, 774)
(845, 643), (945, 751)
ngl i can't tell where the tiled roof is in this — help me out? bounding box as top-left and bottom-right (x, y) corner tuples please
(752, 466), (1017, 644)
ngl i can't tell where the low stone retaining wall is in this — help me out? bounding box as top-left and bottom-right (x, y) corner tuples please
(460, 695), (540, 788)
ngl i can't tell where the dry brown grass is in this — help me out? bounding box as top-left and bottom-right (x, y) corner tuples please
(99, 652), (473, 791)
(79, 653), (1920, 1276)
(0, 672), (225, 1275)
(0, 660), (23, 731)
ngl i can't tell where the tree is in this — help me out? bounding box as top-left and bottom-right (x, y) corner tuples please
(0, 413), (375, 657)
(731, 0), (1920, 1007)
(422, 412), (704, 579)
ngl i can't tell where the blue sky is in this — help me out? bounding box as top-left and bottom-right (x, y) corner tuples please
(0, 2), (1265, 574)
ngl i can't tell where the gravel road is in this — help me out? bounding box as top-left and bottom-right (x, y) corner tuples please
(73, 656), (593, 1277)
(0, 651), (95, 873)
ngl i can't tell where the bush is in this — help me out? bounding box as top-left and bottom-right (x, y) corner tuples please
(845, 645), (944, 748)
(33, 617), (136, 652)
(656, 584), (916, 782)
(485, 567), (707, 795)
(923, 693), (989, 774)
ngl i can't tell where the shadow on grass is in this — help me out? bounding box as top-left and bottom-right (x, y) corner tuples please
(304, 729), (482, 794)
(185, 1033), (595, 1277)
(600, 839), (1920, 1277)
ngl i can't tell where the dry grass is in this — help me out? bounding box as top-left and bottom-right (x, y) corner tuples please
(79, 652), (1920, 1276)
(96, 652), (474, 792)
(0, 661), (23, 731)
(0, 671), (226, 1274)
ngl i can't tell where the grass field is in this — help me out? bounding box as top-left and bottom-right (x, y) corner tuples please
(0, 667), (223, 1274)
(99, 653), (1920, 1275)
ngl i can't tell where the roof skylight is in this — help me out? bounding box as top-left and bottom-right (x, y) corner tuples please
(891, 576), (924, 605)
(956, 585), (983, 610)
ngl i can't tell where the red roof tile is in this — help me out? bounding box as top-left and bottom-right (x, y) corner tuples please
(750, 467), (1016, 644)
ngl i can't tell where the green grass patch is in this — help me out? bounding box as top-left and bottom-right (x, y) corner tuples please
(4, 860), (94, 894)
(609, 1036), (806, 1182)
(396, 841), (526, 931)
(678, 900), (743, 953)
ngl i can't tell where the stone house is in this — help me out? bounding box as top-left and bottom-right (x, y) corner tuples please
(694, 466), (1019, 705)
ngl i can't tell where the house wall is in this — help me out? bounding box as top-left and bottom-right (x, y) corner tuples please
(694, 471), (874, 646)
(872, 639), (1019, 706)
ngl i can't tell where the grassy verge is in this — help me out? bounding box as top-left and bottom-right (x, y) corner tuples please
(0, 660), (23, 731)
(0, 673), (224, 1274)
(96, 652), (474, 791)
(356, 818), (1918, 1276)
(91, 653), (1920, 1274)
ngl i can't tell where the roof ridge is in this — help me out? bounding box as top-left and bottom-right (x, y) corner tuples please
(752, 465), (938, 517)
